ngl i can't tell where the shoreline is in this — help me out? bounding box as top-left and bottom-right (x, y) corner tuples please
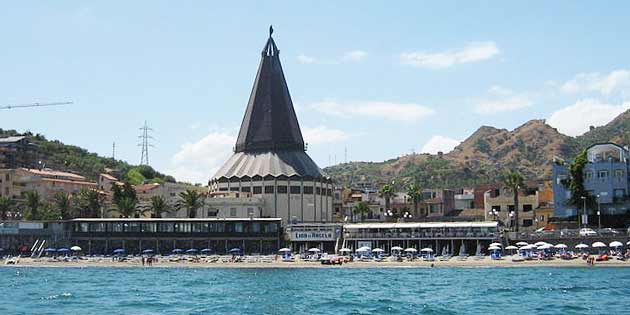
(3, 257), (630, 269)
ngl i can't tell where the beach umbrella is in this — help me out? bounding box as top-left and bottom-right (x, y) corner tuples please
(278, 248), (292, 252)
(627, 241), (630, 246)
(505, 245), (518, 250)
(229, 248), (242, 253)
(515, 242), (529, 247)
(0, 248), (4, 252)
(488, 246), (501, 251)
(534, 241), (548, 247)
(575, 244), (589, 249)
(420, 248), (433, 252)
(339, 248), (352, 253)
(44, 248), (57, 252)
(142, 249), (154, 254)
(489, 242), (502, 247)
(57, 248), (70, 252)
(592, 242), (607, 248)
(554, 244), (568, 249)
(391, 246), (403, 251)
(355, 247), (370, 252)
(404, 248), (418, 253)
(172, 249), (184, 254)
(609, 241), (623, 248)
(70, 246), (82, 252)
(200, 248), (212, 253)
(307, 248), (321, 252)
(113, 248), (126, 254)
(186, 249), (198, 254)
(538, 244), (553, 250)
(372, 248), (385, 253)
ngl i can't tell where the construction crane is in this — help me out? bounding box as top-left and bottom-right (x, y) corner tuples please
(0, 101), (73, 110)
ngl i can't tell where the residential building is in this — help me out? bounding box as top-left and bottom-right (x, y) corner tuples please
(484, 188), (539, 231)
(0, 168), (97, 200)
(203, 191), (265, 219)
(419, 189), (456, 217)
(0, 136), (36, 169)
(553, 143), (630, 217)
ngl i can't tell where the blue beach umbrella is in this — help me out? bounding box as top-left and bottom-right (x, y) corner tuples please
(57, 248), (70, 252)
(229, 248), (241, 253)
(172, 249), (184, 254)
(186, 249), (198, 254)
(200, 248), (212, 253)
(44, 248), (57, 252)
(142, 249), (154, 254)
(113, 248), (126, 254)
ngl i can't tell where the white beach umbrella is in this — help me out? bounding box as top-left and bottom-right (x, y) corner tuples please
(404, 248), (418, 253)
(420, 248), (433, 252)
(339, 248), (352, 253)
(627, 241), (630, 246)
(372, 248), (385, 253)
(534, 241), (548, 247)
(391, 246), (403, 251)
(575, 243), (589, 249)
(70, 246), (82, 251)
(609, 241), (623, 248)
(592, 242), (607, 248)
(356, 247), (370, 252)
(488, 246), (501, 251)
(489, 242), (503, 247)
(505, 245), (518, 250)
(554, 244), (568, 249)
(520, 245), (535, 250)
(538, 244), (553, 250)
(278, 248), (292, 252)
(308, 248), (321, 252)
(515, 242), (529, 247)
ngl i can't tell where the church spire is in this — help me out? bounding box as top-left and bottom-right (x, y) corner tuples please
(234, 27), (305, 153)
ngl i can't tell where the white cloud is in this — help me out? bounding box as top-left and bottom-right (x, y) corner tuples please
(167, 132), (236, 184)
(297, 54), (316, 64)
(343, 50), (367, 62)
(547, 99), (630, 136)
(307, 100), (435, 122)
(474, 85), (533, 114)
(421, 136), (461, 154)
(561, 70), (630, 95)
(302, 126), (351, 145)
(400, 41), (500, 69)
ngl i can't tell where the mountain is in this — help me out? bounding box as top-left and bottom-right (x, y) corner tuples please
(325, 109), (630, 188)
(0, 129), (176, 185)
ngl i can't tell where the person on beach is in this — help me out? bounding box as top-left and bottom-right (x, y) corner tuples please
(142, 257), (145, 266)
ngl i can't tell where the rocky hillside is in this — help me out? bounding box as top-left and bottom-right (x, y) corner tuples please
(325, 109), (630, 188)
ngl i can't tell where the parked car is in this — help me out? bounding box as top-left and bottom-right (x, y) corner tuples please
(579, 228), (598, 237)
(599, 228), (620, 236)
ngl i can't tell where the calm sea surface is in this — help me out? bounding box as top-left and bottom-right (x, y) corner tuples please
(1, 266), (629, 315)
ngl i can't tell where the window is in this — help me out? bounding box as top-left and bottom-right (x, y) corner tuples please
(304, 186), (314, 194)
(264, 186), (274, 194)
(522, 204), (533, 212)
(253, 186), (262, 194)
(277, 185), (287, 194)
(247, 207), (254, 217)
(316, 187), (321, 195)
(598, 170), (609, 178)
(207, 209), (218, 217)
(615, 169), (625, 177)
(241, 186), (251, 193)
(230, 208), (237, 217)
(290, 186), (301, 194)
(522, 219), (533, 227)
(614, 189), (626, 198)
(219, 187), (228, 191)
(230, 187), (239, 192)
(585, 171), (593, 180)
(491, 205), (501, 212)
(508, 205), (515, 212)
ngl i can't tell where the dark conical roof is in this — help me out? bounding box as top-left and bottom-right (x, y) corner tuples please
(234, 29), (305, 153)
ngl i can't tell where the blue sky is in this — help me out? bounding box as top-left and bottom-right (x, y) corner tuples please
(1, 1), (630, 184)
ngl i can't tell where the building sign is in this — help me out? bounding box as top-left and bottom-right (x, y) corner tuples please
(289, 225), (341, 241)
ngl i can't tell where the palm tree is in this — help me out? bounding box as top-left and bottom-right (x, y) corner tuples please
(379, 184), (395, 212)
(502, 170), (525, 232)
(353, 201), (370, 222)
(53, 192), (73, 220)
(0, 196), (16, 220)
(110, 196), (138, 218)
(177, 189), (204, 218)
(148, 195), (170, 218)
(23, 191), (41, 220)
(77, 188), (104, 218)
(406, 183), (422, 217)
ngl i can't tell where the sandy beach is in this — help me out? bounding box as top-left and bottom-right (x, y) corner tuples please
(4, 256), (630, 269)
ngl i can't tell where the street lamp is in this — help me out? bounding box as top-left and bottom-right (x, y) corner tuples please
(596, 194), (601, 231)
(580, 196), (587, 229)
(509, 211), (515, 231)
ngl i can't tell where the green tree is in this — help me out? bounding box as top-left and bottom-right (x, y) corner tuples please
(23, 191), (41, 220)
(353, 201), (370, 222)
(110, 196), (138, 218)
(77, 188), (104, 218)
(53, 192), (73, 220)
(566, 150), (595, 212)
(379, 184), (395, 211)
(0, 196), (16, 220)
(502, 170), (525, 232)
(406, 183), (423, 217)
(147, 195), (170, 218)
(177, 189), (204, 218)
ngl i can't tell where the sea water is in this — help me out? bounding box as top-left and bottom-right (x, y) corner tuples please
(1, 267), (629, 314)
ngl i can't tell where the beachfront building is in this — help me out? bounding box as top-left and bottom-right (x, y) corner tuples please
(209, 28), (333, 224)
(0, 168), (97, 200)
(419, 189), (456, 217)
(285, 223), (343, 253)
(203, 191), (265, 219)
(483, 189), (539, 231)
(70, 218), (282, 255)
(342, 221), (500, 255)
(553, 143), (630, 219)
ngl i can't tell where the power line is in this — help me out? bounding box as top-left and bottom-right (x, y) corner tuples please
(0, 101), (72, 110)
(138, 121), (154, 165)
